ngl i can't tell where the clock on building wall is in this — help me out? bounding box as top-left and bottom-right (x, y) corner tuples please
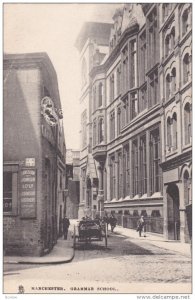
(41, 96), (58, 126)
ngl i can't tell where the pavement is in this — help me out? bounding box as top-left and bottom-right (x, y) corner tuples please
(114, 225), (192, 257)
(4, 220), (191, 265)
(4, 231), (75, 265)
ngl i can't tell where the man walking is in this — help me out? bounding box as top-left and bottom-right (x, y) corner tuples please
(63, 216), (70, 240)
(137, 215), (146, 237)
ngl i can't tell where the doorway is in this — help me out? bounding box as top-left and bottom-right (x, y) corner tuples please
(167, 184), (180, 240)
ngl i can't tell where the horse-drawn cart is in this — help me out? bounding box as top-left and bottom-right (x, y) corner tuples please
(73, 219), (108, 249)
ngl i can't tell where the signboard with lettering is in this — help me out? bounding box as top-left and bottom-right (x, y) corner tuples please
(20, 168), (37, 218)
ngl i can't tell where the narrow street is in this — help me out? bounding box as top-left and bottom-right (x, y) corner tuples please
(4, 228), (191, 293)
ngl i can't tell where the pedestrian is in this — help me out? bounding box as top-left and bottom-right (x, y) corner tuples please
(137, 215), (146, 237)
(63, 216), (70, 240)
(109, 214), (117, 232)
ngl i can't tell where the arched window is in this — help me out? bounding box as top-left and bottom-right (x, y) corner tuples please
(98, 118), (104, 143)
(166, 73), (171, 99)
(171, 67), (176, 93)
(98, 82), (103, 107)
(182, 8), (191, 36)
(167, 116), (172, 150)
(165, 35), (170, 57)
(170, 27), (175, 49)
(172, 113), (177, 150)
(184, 170), (190, 205)
(183, 53), (191, 84)
(184, 102), (192, 145)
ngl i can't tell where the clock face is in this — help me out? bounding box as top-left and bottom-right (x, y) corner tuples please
(41, 97), (57, 126)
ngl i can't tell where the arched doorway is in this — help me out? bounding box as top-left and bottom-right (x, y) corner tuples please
(167, 184), (180, 240)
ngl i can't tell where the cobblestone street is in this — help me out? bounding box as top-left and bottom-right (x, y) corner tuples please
(4, 230), (191, 293)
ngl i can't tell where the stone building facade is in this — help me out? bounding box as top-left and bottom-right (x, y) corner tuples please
(3, 53), (66, 256)
(65, 149), (80, 219)
(76, 4), (192, 243)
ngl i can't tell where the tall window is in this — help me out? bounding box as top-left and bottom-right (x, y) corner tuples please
(123, 96), (129, 126)
(98, 118), (104, 143)
(167, 117), (172, 150)
(172, 113), (177, 150)
(110, 74), (115, 102)
(132, 140), (138, 196)
(118, 152), (123, 198)
(140, 136), (147, 195)
(93, 120), (96, 146)
(123, 145), (130, 197)
(98, 82), (103, 107)
(149, 69), (158, 107)
(171, 67), (176, 94)
(148, 8), (158, 67)
(122, 46), (128, 92)
(110, 111), (115, 141)
(149, 128), (161, 194)
(131, 92), (138, 120)
(117, 107), (121, 136)
(140, 31), (147, 83)
(130, 40), (136, 88)
(182, 7), (191, 36)
(110, 156), (116, 199)
(183, 53), (191, 84)
(117, 65), (121, 96)
(165, 34), (170, 57)
(81, 110), (87, 148)
(184, 102), (192, 145)
(140, 85), (147, 112)
(170, 27), (175, 49)
(166, 73), (171, 99)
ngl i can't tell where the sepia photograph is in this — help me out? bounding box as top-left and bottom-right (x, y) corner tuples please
(2, 1), (192, 296)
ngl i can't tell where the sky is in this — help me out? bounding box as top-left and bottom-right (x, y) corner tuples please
(4, 2), (121, 149)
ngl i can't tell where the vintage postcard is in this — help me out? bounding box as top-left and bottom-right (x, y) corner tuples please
(2, 1), (192, 297)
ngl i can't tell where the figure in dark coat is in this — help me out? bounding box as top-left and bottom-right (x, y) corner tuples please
(109, 214), (117, 232)
(137, 216), (146, 237)
(63, 216), (70, 240)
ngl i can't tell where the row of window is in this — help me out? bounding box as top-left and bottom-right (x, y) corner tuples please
(93, 117), (104, 146)
(166, 102), (191, 153)
(109, 128), (161, 200)
(162, 4), (191, 38)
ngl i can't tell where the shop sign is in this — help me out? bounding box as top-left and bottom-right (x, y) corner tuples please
(25, 158), (36, 167)
(20, 168), (37, 218)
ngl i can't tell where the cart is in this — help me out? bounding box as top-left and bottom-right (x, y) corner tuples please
(73, 219), (108, 249)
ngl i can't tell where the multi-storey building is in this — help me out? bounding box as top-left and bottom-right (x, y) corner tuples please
(75, 22), (113, 218)
(3, 53), (66, 256)
(65, 149), (80, 219)
(76, 3), (192, 243)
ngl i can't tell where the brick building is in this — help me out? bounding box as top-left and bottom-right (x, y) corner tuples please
(3, 53), (66, 256)
(76, 4), (192, 243)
